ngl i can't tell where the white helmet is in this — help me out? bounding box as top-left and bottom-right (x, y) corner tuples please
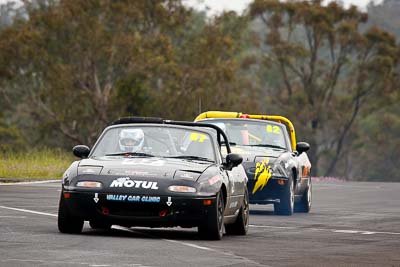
(118, 129), (144, 152)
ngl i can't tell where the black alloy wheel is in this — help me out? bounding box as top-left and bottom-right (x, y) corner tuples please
(225, 187), (249, 235)
(295, 179), (312, 213)
(198, 190), (225, 240)
(274, 176), (294, 216)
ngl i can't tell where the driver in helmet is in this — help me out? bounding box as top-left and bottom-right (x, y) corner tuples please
(118, 129), (144, 152)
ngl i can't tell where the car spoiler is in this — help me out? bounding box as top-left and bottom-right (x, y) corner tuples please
(111, 117), (232, 153)
(194, 111), (297, 151)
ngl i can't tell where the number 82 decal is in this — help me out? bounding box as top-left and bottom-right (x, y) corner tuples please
(266, 125), (280, 134)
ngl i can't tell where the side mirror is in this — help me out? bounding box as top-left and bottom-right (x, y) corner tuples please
(73, 145), (90, 158)
(224, 153), (243, 170)
(296, 142), (310, 154)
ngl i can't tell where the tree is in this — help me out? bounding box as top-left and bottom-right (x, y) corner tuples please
(0, 0), (193, 146)
(0, 0), (254, 149)
(249, 0), (399, 176)
(151, 11), (258, 120)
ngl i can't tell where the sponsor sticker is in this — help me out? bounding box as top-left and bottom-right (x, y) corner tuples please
(106, 194), (161, 203)
(109, 177), (158, 190)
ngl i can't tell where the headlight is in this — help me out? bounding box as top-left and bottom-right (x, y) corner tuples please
(168, 185), (197, 193)
(76, 181), (103, 188)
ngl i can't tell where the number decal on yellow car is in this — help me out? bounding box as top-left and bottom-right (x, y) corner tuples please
(266, 125), (280, 134)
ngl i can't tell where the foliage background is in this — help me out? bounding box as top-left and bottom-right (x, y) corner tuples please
(0, 0), (398, 181)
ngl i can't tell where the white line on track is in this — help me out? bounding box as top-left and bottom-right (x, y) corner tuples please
(2, 204), (399, 237)
(332, 229), (400, 235)
(112, 225), (214, 251)
(113, 226), (268, 266)
(162, 238), (214, 251)
(0, 205), (57, 217)
(250, 225), (296, 230)
(250, 224), (400, 236)
(0, 179), (60, 185)
(7, 205), (59, 208)
(0, 215), (26, 218)
(0, 259), (140, 266)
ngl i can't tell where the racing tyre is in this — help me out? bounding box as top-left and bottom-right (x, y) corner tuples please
(58, 194), (84, 234)
(198, 190), (225, 240)
(295, 179), (312, 213)
(225, 188), (249, 235)
(274, 176), (294, 216)
(89, 220), (112, 230)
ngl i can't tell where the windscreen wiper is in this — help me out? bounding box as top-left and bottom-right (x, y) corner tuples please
(243, 144), (286, 150)
(167, 155), (214, 162)
(105, 152), (155, 157)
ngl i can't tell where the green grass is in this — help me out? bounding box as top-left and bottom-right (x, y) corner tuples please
(0, 149), (75, 179)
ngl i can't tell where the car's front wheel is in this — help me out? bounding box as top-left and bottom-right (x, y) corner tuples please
(274, 176), (294, 216)
(198, 190), (225, 240)
(58, 193), (84, 234)
(295, 179), (312, 213)
(225, 188), (249, 235)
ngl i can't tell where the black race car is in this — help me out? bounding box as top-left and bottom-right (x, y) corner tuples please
(58, 117), (249, 240)
(195, 112), (312, 216)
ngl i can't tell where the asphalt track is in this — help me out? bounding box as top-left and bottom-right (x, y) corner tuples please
(0, 181), (399, 267)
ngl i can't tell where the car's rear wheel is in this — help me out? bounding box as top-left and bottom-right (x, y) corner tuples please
(89, 220), (112, 230)
(58, 193), (84, 234)
(274, 176), (294, 216)
(295, 179), (312, 213)
(198, 190), (224, 240)
(225, 188), (249, 235)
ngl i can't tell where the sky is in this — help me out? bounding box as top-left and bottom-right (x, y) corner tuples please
(0, 0), (384, 12)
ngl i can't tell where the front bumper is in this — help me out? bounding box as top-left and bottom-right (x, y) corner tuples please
(248, 176), (289, 204)
(62, 190), (216, 228)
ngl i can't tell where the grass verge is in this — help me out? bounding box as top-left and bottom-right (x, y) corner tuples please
(0, 149), (74, 179)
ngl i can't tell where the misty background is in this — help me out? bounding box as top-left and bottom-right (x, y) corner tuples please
(0, 0), (399, 181)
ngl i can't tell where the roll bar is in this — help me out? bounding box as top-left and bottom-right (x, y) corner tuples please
(194, 111), (297, 151)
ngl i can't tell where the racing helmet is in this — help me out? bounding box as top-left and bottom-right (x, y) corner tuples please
(118, 129), (144, 152)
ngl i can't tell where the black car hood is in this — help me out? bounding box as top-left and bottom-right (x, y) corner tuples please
(78, 157), (212, 180)
(229, 146), (293, 181)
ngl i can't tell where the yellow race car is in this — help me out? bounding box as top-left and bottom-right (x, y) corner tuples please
(195, 111), (311, 215)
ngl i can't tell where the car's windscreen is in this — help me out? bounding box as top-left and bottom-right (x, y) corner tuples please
(91, 126), (216, 162)
(205, 119), (288, 150)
